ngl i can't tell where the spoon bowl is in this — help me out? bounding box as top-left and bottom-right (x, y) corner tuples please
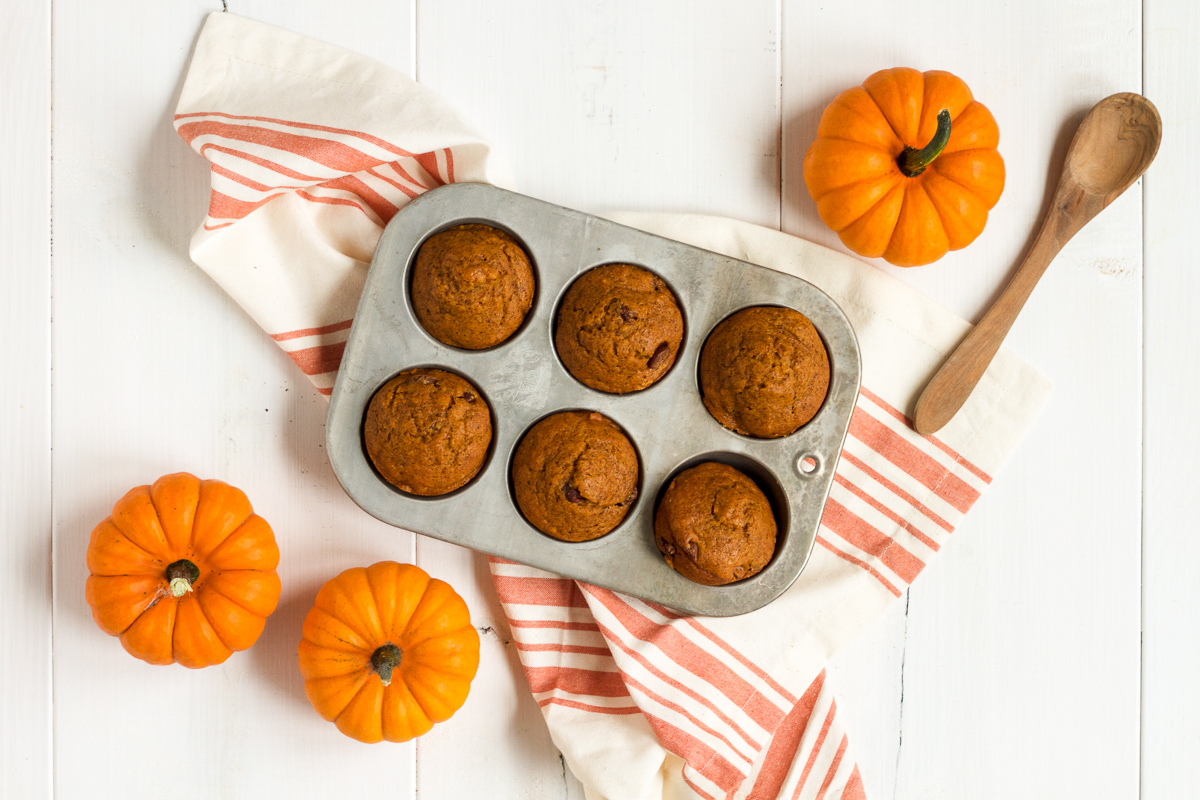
(913, 93), (1161, 436)
(1067, 94), (1162, 199)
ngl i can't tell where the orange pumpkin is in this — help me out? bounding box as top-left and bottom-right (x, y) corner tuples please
(298, 562), (480, 743)
(85, 472), (281, 668)
(803, 67), (1005, 267)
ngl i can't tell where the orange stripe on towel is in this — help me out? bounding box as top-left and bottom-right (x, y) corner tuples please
(286, 341), (346, 376)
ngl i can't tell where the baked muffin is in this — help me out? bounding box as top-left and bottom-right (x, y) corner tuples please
(363, 368), (492, 496)
(411, 224), (536, 350)
(699, 306), (830, 438)
(555, 264), (684, 393)
(654, 462), (777, 586)
(511, 411), (639, 542)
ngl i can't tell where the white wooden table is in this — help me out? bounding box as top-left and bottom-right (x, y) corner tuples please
(3, 1), (1196, 797)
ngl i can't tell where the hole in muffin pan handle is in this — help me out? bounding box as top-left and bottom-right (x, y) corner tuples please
(796, 454), (820, 477)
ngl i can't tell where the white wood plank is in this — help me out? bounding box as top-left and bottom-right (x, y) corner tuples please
(41, 3), (1171, 799)
(415, 2), (780, 795)
(824, 596), (907, 797)
(783, 2), (1143, 798)
(0, 1), (52, 798)
(51, 3), (421, 798)
(1142, 2), (1200, 796)
(415, 539), (586, 800)
(416, 0), (781, 229)
(231, 0), (416, 74)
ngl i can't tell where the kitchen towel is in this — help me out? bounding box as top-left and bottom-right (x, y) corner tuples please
(175, 12), (1050, 800)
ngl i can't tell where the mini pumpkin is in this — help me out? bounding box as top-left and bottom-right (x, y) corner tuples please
(803, 67), (1005, 267)
(298, 561), (480, 743)
(85, 472), (281, 668)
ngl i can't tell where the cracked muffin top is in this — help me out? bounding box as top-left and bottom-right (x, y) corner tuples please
(411, 224), (536, 350)
(699, 305), (829, 438)
(363, 368), (492, 497)
(554, 264), (684, 394)
(511, 410), (639, 542)
(654, 462), (777, 586)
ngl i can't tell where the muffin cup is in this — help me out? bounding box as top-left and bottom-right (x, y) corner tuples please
(653, 453), (791, 585)
(361, 365), (497, 500)
(508, 409), (644, 543)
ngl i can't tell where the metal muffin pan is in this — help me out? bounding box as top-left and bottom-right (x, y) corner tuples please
(326, 183), (861, 616)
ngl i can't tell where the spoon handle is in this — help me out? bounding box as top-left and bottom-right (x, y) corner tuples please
(912, 177), (1101, 436)
(912, 92), (1159, 437)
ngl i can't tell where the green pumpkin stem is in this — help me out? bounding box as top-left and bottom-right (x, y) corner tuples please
(165, 559), (200, 597)
(897, 109), (952, 177)
(371, 643), (403, 687)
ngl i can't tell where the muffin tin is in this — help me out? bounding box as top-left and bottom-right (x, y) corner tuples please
(326, 183), (861, 616)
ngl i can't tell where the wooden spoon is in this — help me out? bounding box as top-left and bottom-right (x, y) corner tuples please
(912, 93), (1162, 436)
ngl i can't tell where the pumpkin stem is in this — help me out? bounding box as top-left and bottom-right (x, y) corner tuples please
(165, 559), (200, 597)
(897, 109), (952, 177)
(371, 643), (403, 687)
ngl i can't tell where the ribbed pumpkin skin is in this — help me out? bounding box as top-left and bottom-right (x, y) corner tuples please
(84, 472), (282, 668)
(298, 562), (481, 743)
(803, 67), (1005, 267)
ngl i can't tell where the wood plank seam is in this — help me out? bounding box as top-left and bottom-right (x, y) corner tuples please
(1138, 0), (1145, 789)
(893, 590), (910, 800)
(776, 0), (784, 233)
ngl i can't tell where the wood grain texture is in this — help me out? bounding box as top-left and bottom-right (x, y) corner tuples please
(1142, 1), (1200, 795)
(415, 0), (782, 228)
(415, 540), (586, 800)
(228, 0), (416, 74)
(783, 2), (1144, 798)
(51, 2), (419, 798)
(0, 1), (52, 797)
(914, 93), (1161, 435)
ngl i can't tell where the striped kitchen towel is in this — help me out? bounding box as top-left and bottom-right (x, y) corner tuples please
(488, 212), (1047, 800)
(175, 12), (1050, 800)
(173, 12), (504, 396)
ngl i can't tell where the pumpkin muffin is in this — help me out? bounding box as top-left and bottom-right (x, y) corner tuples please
(699, 306), (830, 438)
(411, 224), (536, 350)
(511, 411), (640, 542)
(654, 462), (777, 586)
(364, 368), (492, 497)
(555, 264), (684, 394)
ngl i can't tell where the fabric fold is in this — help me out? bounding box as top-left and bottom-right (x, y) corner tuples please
(175, 11), (504, 394)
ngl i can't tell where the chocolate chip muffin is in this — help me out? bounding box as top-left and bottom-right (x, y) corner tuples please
(654, 462), (777, 586)
(511, 411), (640, 542)
(363, 368), (492, 496)
(555, 264), (684, 394)
(699, 306), (830, 438)
(411, 224), (536, 350)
